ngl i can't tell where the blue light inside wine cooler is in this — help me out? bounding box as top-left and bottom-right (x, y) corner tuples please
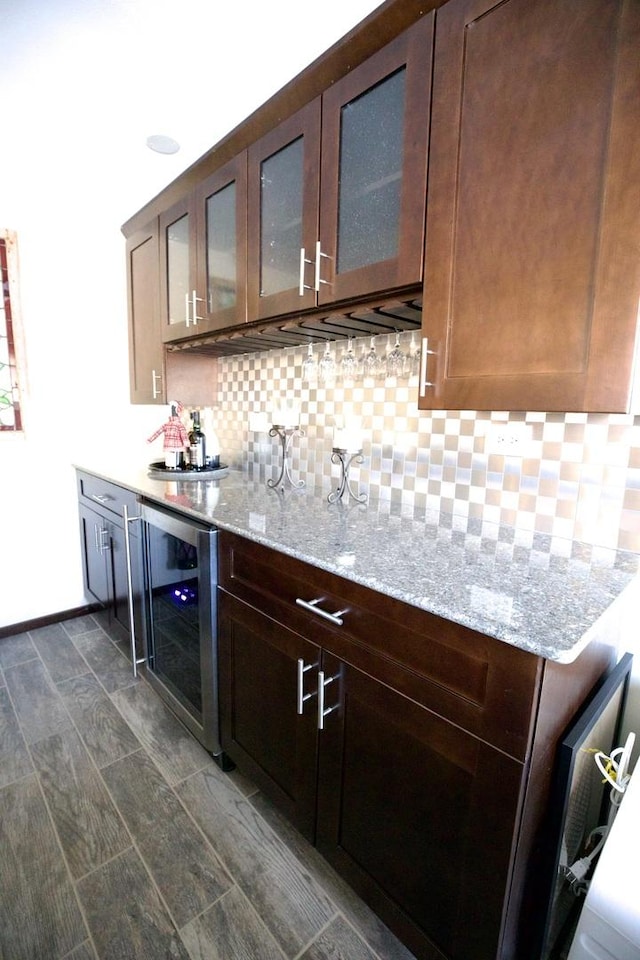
(171, 584), (197, 606)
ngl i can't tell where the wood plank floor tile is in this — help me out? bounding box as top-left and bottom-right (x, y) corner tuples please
(177, 767), (336, 957)
(4, 658), (73, 744)
(103, 749), (233, 927)
(63, 615), (102, 638)
(76, 847), (191, 960)
(0, 631), (38, 670)
(0, 774), (88, 958)
(31, 727), (131, 879)
(73, 630), (138, 694)
(180, 886), (286, 960)
(110, 681), (211, 786)
(64, 940), (98, 959)
(30, 622), (90, 684)
(299, 915), (379, 960)
(0, 686), (33, 787)
(251, 791), (416, 960)
(58, 673), (140, 768)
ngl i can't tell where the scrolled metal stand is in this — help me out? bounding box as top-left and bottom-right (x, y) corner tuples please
(328, 448), (367, 504)
(268, 425), (305, 490)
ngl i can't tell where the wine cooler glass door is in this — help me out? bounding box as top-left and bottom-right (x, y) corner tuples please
(146, 521), (203, 720)
(140, 502), (218, 754)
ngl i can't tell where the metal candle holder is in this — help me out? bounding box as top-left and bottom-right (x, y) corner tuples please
(268, 425), (305, 490)
(328, 448), (367, 504)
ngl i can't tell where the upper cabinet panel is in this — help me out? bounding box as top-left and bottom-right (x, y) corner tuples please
(126, 221), (164, 404)
(247, 14), (434, 323)
(247, 102), (322, 320)
(420, 0), (640, 413)
(160, 155), (248, 342)
(196, 155), (248, 332)
(318, 15), (433, 306)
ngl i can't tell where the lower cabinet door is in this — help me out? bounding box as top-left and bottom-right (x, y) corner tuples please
(315, 652), (524, 960)
(78, 503), (110, 606)
(218, 590), (320, 841)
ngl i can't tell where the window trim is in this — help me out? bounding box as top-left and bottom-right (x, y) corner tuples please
(0, 230), (24, 433)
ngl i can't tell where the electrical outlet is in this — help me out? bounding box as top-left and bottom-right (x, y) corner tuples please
(484, 423), (531, 457)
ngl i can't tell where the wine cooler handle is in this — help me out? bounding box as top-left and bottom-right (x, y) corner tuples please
(122, 505), (145, 678)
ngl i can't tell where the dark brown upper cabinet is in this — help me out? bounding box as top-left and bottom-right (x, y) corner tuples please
(159, 154), (248, 343)
(247, 14), (433, 323)
(126, 221), (165, 404)
(419, 0), (640, 414)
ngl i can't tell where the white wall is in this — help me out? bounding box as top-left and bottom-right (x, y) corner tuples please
(0, 0), (379, 628)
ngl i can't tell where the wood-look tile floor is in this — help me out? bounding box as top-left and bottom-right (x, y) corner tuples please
(0, 616), (417, 960)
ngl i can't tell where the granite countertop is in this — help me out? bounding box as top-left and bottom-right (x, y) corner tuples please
(76, 463), (640, 664)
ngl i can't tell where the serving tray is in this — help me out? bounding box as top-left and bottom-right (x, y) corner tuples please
(148, 461), (229, 480)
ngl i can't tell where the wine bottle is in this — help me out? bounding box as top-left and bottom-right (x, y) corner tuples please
(188, 411), (206, 469)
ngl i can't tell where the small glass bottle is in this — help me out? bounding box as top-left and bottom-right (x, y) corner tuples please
(188, 411), (206, 470)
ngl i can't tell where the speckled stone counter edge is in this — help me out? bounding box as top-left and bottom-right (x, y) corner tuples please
(74, 464), (640, 664)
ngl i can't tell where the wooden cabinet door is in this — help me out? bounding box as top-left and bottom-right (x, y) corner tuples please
(247, 101), (321, 321)
(315, 651), (524, 960)
(218, 590), (320, 841)
(318, 14), (433, 305)
(420, 0), (640, 413)
(78, 503), (111, 606)
(195, 154), (248, 332)
(126, 223), (164, 404)
(159, 195), (196, 342)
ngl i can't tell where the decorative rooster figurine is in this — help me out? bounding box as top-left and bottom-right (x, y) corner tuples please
(147, 401), (189, 468)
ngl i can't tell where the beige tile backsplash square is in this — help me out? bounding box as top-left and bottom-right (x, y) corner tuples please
(212, 330), (640, 553)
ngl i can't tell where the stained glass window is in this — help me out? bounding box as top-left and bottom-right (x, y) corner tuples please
(0, 233), (22, 431)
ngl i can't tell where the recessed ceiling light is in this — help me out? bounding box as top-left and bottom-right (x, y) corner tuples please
(146, 134), (180, 155)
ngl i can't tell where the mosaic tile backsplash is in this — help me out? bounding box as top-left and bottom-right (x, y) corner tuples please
(209, 330), (640, 553)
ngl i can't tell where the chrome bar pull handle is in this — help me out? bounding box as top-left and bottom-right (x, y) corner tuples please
(97, 526), (110, 555)
(91, 493), (113, 504)
(297, 658), (315, 715)
(314, 240), (331, 292)
(185, 291), (191, 326)
(318, 670), (339, 730)
(191, 290), (204, 324)
(123, 505), (145, 679)
(419, 336), (436, 397)
(299, 247), (314, 296)
(151, 369), (162, 399)
(295, 597), (347, 627)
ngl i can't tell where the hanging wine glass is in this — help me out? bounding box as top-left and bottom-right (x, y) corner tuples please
(340, 337), (358, 383)
(408, 331), (422, 378)
(302, 343), (317, 383)
(386, 331), (406, 380)
(318, 342), (336, 385)
(360, 336), (383, 382)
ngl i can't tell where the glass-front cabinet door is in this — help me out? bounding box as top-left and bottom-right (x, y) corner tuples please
(247, 15), (432, 323)
(195, 155), (247, 331)
(247, 102), (321, 321)
(160, 154), (247, 342)
(317, 14), (433, 305)
(159, 197), (194, 342)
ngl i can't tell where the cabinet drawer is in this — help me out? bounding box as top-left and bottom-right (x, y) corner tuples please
(76, 471), (139, 521)
(219, 531), (541, 760)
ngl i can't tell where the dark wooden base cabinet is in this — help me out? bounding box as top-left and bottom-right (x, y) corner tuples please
(218, 531), (614, 960)
(76, 471), (143, 651)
